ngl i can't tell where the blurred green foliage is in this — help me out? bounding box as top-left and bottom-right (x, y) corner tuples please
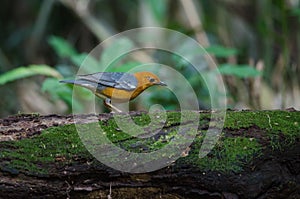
(0, 65), (62, 85)
(218, 64), (261, 78)
(205, 45), (238, 58)
(0, 0), (299, 116)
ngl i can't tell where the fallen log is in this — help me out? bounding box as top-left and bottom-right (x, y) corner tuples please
(0, 110), (299, 198)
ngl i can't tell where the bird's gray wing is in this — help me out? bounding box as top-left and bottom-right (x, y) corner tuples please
(73, 72), (138, 91)
(59, 79), (102, 91)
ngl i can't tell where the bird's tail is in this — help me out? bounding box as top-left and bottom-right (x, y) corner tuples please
(59, 79), (100, 90)
(59, 79), (76, 84)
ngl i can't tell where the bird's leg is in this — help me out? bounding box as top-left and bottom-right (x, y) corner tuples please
(104, 98), (122, 113)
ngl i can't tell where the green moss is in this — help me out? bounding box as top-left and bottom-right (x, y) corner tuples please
(0, 110), (298, 175)
(182, 136), (261, 172)
(225, 110), (300, 150)
(132, 113), (152, 125)
(0, 124), (90, 175)
(0, 113), (186, 175)
(225, 111), (299, 134)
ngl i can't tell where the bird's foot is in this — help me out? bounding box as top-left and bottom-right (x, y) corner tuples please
(104, 98), (122, 113)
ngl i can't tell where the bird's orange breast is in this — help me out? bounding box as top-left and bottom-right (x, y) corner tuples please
(100, 85), (149, 102)
(100, 87), (135, 102)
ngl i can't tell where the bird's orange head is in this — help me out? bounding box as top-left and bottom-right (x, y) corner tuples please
(133, 71), (166, 88)
(128, 71), (166, 100)
(134, 72), (166, 87)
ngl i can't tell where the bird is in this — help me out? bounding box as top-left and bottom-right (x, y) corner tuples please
(60, 71), (166, 112)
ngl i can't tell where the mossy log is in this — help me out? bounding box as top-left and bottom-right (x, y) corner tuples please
(0, 110), (299, 199)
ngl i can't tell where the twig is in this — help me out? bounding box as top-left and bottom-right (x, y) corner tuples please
(0, 48), (11, 70)
(27, 0), (55, 60)
(59, 0), (113, 41)
(180, 0), (209, 46)
(266, 114), (272, 129)
(179, 0), (218, 70)
(107, 182), (112, 199)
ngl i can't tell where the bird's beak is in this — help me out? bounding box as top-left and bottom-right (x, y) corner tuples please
(157, 81), (167, 86)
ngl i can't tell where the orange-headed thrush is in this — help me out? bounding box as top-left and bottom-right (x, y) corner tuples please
(60, 71), (166, 112)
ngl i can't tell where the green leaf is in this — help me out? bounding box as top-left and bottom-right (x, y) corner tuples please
(42, 78), (71, 99)
(70, 53), (101, 73)
(100, 37), (134, 68)
(42, 78), (84, 111)
(107, 62), (142, 72)
(48, 36), (77, 58)
(206, 45), (238, 58)
(218, 64), (261, 78)
(291, 8), (300, 21)
(291, 8), (300, 16)
(70, 53), (87, 67)
(146, 0), (168, 23)
(0, 65), (62, 85)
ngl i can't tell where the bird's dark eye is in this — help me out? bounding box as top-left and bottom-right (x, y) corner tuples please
(149, 77), (156, 83)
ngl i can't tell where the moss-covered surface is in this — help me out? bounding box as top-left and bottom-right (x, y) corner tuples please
(0, 110), (299, 176)
(0, 124), (89, 175)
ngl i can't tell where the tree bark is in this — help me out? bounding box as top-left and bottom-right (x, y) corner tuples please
(0, 110), (299, 199)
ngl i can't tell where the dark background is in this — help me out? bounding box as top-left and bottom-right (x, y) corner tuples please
(0, 0), (299, 117)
